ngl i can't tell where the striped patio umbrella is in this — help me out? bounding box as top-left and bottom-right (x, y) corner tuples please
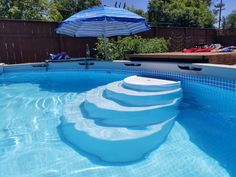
(55, 5), (150, 59)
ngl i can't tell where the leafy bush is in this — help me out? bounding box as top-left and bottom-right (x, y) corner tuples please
(94, 38), (118, 60)
(142, 38), (169, 53)
(94, 36), (169, 60)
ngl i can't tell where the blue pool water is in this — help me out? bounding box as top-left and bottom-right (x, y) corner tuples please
(0, 71), (236, 177)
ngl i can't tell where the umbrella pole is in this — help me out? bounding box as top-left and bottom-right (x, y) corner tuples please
(104, 16), (108, 60)
(104, 36), (107, 60)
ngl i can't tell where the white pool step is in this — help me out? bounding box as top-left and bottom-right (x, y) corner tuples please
(82, 86), (180, 126)
(104, 81), (182, 106)
(123, 76), (181, 91)
(59, 76), (182, 163)
(61, 96), (175, 163)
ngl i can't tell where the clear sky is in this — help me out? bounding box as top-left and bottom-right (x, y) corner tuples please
(101, 0), (236, 18)
(101, 0), (149, 11)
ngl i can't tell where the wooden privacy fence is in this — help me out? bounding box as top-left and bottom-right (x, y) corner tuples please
(140, 27), (217, 51)
(0, 20), (234, 64)
(0, 20), (96, 64)
(217, 29), (236, 47)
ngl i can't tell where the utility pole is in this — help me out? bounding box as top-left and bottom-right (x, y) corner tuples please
(218, 0), (222, 29)
(215, 0), (225, 29)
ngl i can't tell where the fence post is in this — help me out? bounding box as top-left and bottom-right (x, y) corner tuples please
(184, 27), (187, 49)
(154, 26), (157, 37)
(58, 34), (64, 52)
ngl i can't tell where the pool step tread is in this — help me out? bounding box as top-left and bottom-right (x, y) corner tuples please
(84, 86), (180, 112)
(64, 96), (173, 140)
(123, 76), (181, 91)
(104, 81), (182, 106)
(82, 86), (179, 126)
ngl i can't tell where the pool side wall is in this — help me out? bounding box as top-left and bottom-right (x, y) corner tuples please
(3, 61), (236, 79)
(0, 63), (3, 73)
(1, 61), (236, 91)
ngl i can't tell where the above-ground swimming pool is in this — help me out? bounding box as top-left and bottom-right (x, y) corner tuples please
(0, 70), (236, 177)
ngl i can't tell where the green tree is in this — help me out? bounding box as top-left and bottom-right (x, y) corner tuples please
(148, 0), (215, 28)
(204, 0), (212, 6)
(127, 6), (147, 20)
(0, 0), (64, 21)
(47, 1), (63, 22)
(0, 0), (49, 20)
(0, 0), (100, 22)
(222, 11), (236, 29)
(53, 0), (101, 20)
(148, 0), (172, 26)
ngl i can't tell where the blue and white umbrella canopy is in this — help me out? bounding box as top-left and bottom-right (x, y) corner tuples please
(56, 5), (150, 59)
(56, 5), (150, 38)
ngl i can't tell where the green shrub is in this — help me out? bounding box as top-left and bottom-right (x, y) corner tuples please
(94, 38), (118, 60)
(94, 36), (169, 60)
(142, 38), (169, 53)
(116, 36), (144, 59)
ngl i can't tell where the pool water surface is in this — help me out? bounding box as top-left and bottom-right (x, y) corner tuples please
(0, 71), (235, 177)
